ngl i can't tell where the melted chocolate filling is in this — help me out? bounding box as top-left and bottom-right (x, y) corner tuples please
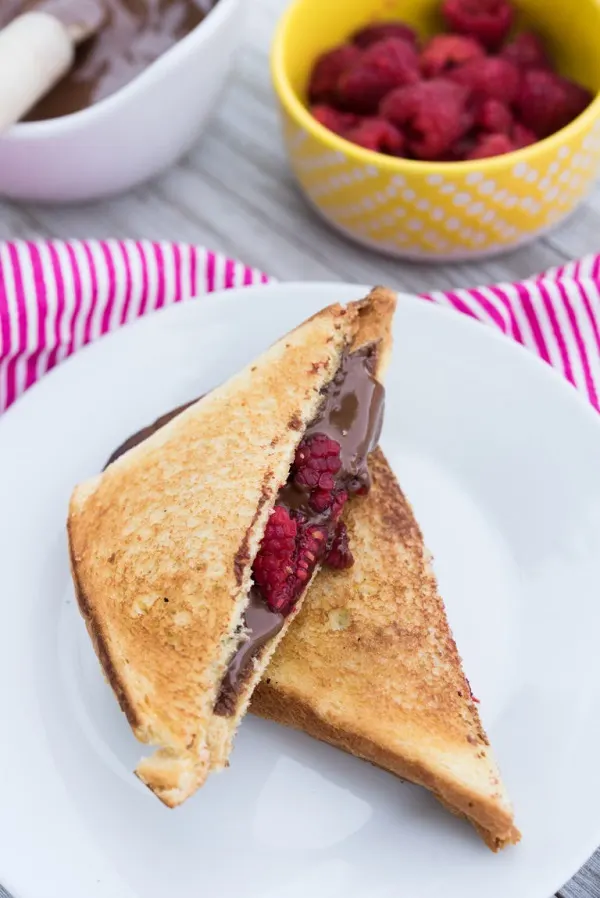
(105, 400), (196, 468)
(105, 343), (384, 718)
(212, 587), (284, 717)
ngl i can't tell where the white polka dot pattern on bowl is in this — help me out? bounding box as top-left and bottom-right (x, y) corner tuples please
(281, 113), (600, 259)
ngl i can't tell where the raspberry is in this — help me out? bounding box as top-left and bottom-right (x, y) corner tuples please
(310, 485), (349, 516)
(501, 31), (550, 71)
(325, 522), (354, 570)
(253, 430), (359, 612)
(310, 489), (334, 512)
(449, 57), (520, 103)
(442, 0), (514, 50)
(352, 21), (418, 50)
(344, 117), (405, 154)
(548, 77), (592, 128)
(294, 433), (342, 490)
(475, 98), (513, 134)
(253, 506), (298, 613)
(330, 490), (348, 519)
(515, 69), (593, 138)
(552, 77), (592, 123)
(467, 133), (515, 159)
(293, 434), (351, 519)
(512, 122), (536, 149)
(440, 134), (476, 161)
(380, 80), (471, 161)
(295, 524), (327, 595)
(309, 45), (362, 104)
(337, 37), (420, 114)
(311, 105), (359, 136)
(420, 35), (484, 78)
(253, 508), (328, 613)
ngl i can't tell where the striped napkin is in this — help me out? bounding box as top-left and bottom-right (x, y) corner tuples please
(0, 239), (599, 415)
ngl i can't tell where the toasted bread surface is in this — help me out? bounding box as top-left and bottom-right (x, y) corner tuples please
(68, 288), (397, 806)
(251, 448), (520, 848)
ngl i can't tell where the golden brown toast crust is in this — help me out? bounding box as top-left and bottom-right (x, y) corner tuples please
(251, 449), (520, 849)
(68, 288), (397, 807)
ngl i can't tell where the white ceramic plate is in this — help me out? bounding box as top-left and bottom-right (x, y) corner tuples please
(2, 282), (600, 898)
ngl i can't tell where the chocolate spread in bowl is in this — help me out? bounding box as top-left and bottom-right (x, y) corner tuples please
(0, 0), (218, 121)
(105, 343), (385, 717)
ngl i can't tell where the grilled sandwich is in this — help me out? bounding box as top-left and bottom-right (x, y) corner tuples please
(68, 288), (396, 807)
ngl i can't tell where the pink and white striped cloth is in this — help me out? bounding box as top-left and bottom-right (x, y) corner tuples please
(0, 239), (599, 415)
(0, 240), (267, 413)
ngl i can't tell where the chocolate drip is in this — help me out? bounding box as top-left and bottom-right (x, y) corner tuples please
(212, 588), (284, 716)
(103, 343), (385, 718)
(104, 399), (196, 469)
(305, 344), (384, 494)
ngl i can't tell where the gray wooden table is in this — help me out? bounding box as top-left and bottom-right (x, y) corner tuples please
(0, 0), (598, 894)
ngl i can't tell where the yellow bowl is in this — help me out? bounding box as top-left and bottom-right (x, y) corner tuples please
(272, 0), (600, 260)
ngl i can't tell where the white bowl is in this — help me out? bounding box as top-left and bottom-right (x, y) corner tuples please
(0, 0), (243, 203)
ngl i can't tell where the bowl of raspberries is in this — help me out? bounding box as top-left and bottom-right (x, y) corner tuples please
(272, 0), (600, 260)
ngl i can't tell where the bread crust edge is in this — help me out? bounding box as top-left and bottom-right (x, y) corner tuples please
(251, 684), (521, 850)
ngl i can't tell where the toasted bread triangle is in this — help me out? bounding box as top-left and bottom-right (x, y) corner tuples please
(251, 448), (520, 849)
(68, 288), (397, 807)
